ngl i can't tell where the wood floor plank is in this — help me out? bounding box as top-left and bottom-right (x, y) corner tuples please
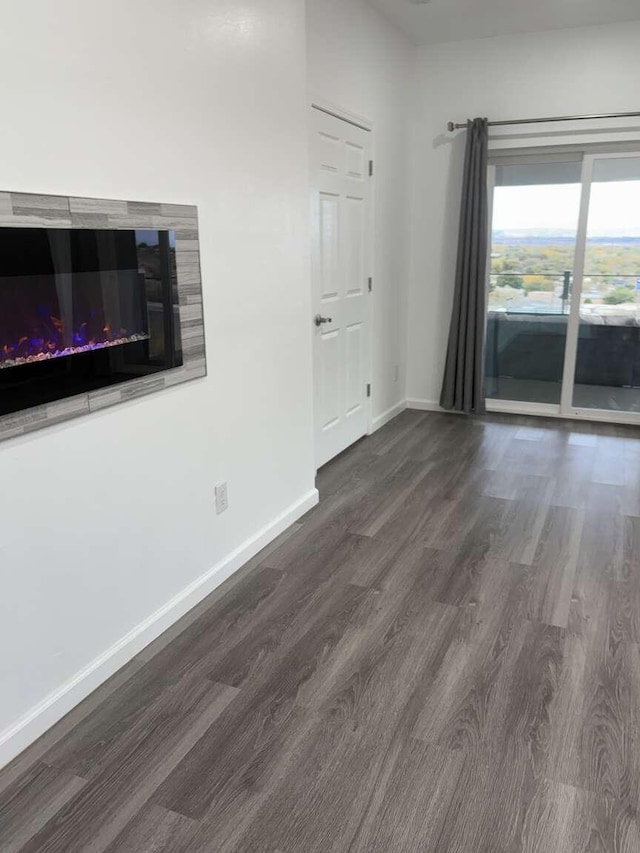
(498, 440), (556, 479)
(137, 565), (290, 690)
(315, 430), (415, 502)
(224, 602), (460, 853)
(40, 663), (215, 779)
(134, 523), (303, 665)
(547, 585), (640, 807)
(335, 532), (416, 589)
(525, 505), (585, 628)
(18, 678), (238, 853)
(151, 582), (370, 821)
(259, 497), (370, 570)
(569, 431), (598, 447)
(578, 484), (630, 582)
(201, 535), (387, 691)
(480, 466), (525, 500)
(334, 457), (433, 537)
(364, 409), (428, 457)
(206, 571), (373, 690)
(0, 657), (144, 798)
(487, 475), (555, 565)
(550, 445), (596, 510)
(147, 537), (378, 701)
(0, 763), (86, 853)
(424, 489), (506, 554)
(101, 804), (199, 853)
(294, 542), (453, 712)
(592, 436), (629, 486)
(349, 461), (433, 538)
(413, 596), (563, 756)
(423, 739), (540, 851)
(363, 452), (491, 549)
(151, 707), (321, 853)
(519, 777), (640, 853)
(348, 740), (466, 853)
(40, 568), (279, 777)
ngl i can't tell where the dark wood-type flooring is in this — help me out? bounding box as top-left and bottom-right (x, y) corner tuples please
(3, 411), (640, 851)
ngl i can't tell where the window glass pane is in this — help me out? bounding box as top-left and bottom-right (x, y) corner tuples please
(487, 160), (582, 404)
(573, 156), (640, 411)
(592, 156), (640, 183)
(495, 159), (582, 187)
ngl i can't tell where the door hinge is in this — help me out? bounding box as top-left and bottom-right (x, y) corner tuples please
(367, 383), (371, 398)
(368, 277), (372, 292)
(368, 160), (374, 177)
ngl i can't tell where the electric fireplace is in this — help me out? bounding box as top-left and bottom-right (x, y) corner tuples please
(0, 226), (183, 416)
(0, 190), (205, 441)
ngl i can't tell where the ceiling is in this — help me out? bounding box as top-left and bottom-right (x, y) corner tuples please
(366, 0), (640, 46)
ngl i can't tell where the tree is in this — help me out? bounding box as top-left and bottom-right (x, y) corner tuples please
(603, 286), (635, 305)
(496, 273), (524, 289)
(523, 275), (554, 294)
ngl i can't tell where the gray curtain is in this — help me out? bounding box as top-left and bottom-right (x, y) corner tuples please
(440, 118), (489, 414)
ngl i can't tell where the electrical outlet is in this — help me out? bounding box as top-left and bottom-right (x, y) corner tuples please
(393, 365), (400, 383)
(215, 482), (229, 515)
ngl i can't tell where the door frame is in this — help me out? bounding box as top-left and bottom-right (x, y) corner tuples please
(309, 98), (375, 466)
(486, 144), (640, 426)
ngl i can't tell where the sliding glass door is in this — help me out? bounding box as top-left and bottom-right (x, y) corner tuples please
(486, 157), (583, 407)
(486, 148), (640, 423)
(571, 155), (640, 414)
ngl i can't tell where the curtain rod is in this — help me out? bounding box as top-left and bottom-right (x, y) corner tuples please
(447, 111), (640, 132)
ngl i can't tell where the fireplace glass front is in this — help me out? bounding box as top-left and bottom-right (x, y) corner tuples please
(0, 226), (182, 415)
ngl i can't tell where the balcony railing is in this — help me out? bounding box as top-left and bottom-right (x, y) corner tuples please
(486, 273), (640, 392)
(488, 271), (640, 321)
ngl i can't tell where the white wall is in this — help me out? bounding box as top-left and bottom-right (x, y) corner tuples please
(406, 21), (640, 406)
(306, 0), (414, 421)
(0, 0), (316, 766)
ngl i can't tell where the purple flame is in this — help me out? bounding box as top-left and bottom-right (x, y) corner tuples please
(1, 329), (150, 370)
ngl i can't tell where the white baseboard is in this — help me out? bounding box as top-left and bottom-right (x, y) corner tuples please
(406, 398), (443, 412)
(0, 488), (319, 770)
(406, 398), (468, 415)
(370, 399), (406, 433)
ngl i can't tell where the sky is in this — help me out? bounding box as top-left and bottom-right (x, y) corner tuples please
(492, 181), (640, 237)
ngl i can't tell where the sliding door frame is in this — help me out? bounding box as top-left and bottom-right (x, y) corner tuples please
(486, 144), (640, 426)
(558, 155), (593, 416)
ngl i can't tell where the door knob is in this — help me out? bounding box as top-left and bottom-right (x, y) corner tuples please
(315, 315), (333, 327)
